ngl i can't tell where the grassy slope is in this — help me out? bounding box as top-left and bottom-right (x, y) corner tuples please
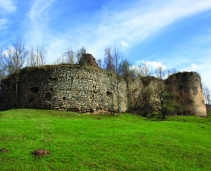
(0, 109), (211, 171)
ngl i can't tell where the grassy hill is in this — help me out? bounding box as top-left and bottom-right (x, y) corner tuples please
(0, 109), (211, 170)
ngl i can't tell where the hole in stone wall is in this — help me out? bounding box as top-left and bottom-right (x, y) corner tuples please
(46, 93), (52, 100)
(63, 97), (66, 100)
(28, 97), (34, 103)
(29, 87), (39, 94)
(106, 91), (113, 98)
(49, 76), (57, 81)
(6, 81), (10, 87)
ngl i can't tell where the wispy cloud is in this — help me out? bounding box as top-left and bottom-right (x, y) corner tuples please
(23, 0), (56, 48)
(20, 0), (211, 67)
(0, 0), (16, 31)
(29, 0), (56, 21)
(0, 19), (7, 30)
(90, 0), (211, 47)
(0, 0), (17, 13)
(56, 0), (211, 59)
(135, 60), (167, 70)
(0, 0), (210, 89)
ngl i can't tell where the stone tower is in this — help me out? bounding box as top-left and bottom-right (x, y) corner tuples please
(165, 72), (207, 116)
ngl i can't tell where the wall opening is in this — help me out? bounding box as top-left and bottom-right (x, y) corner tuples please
(29, 87), (39, 94)
(28, 97), (34, 103)
(6, 80), (10, 87)
(106, 91), (113, 98)
(46, 93), (52, 101)
(49, 76), (57, 81)
(63, 97), (66, 100)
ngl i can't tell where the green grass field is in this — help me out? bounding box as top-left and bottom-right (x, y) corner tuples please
(0, 109), (211, 171)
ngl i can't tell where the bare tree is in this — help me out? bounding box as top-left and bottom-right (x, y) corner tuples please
(0, 39), (28, 75)
(0, 39), (28, 106)
(113, 47), (124, 74)
(135, 62), (150, 77)
(53, 55), (66, 65)
(202, 83), (211, 105)
(27, 46), (36, 67)
(166, 68), (177, 78)
(104, 47), (115, 72)
(38, 46), (47, 66)
(97, 59), (102, 68)
(63, 48), (75, 64)
(77, 47), (86, 64)
(104, 46), (125, 114)
(27, 45), (47, 67)
(54, 47), (85, 65)
(155, 66), (166, 79)
(0, 46), (6, 78)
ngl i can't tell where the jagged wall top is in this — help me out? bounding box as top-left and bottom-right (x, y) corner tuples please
(0, 55), (207, 116)
(165, 71), (207, 116)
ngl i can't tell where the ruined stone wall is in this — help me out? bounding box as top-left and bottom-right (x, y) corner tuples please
(0, 66), (207, 117)
(165, 72), (207, 116)
(0, 65), (128, 113)
(127, 76), (163, 113)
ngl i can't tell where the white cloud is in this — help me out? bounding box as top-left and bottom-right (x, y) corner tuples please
(0, 0), (17, 13)
(29, 0), (56, 21)
(191, 63), (198, 70)
(89, 0), (211, 48)
(19, 0), (211, 77)
(135, 60), (167, 70)
(120, 41), (129, 48)
(0, 0), (16, 30)
(1, 45), (15, 57)
(179, 57), (211, 90)
(0, 19), (8, 30)
(22, 0), (57, 53)
(72, 0), (211, 60)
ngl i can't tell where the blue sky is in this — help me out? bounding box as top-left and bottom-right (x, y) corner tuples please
(0, 0), (211, 88)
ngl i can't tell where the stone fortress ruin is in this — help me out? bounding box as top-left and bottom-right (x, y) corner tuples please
(0, 54), (207, 117)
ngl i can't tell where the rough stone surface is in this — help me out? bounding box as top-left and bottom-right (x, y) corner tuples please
(127, 76), (164, 113)
(0, 65), (127, 113)
(0, 64), (207, 116)
(165, 72), (207, 116)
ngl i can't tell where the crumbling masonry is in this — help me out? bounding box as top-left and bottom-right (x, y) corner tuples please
(0, 56), (207, 116)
